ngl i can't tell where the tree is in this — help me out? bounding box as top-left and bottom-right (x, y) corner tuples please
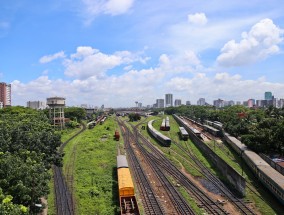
(0, 151), (50, 208)
(0, 188), (28, 215)
(128, 113), (141, 121)
(64, 107), (86, 122)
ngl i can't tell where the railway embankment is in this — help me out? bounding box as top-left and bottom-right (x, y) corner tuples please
(173, 114), (246, 196)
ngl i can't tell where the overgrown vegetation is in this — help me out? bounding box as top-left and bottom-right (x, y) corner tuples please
(62, 116), (120, 214)
(0, 106), (62, 214)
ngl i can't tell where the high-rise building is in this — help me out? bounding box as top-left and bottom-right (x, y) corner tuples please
(156, 99), (164, 108)
(174, 99), (182, 107)
(213, 99), (224, 108)
(265, 92), (273, 100)
(165, 94), (173, 107)
(0, 82), (11, 108)
(197, 98), (205, 106)
(278, 99), (284, 108)
(138, 102), (142, 108)
(27, 101), (46, 110)
(247, 99), (255, 108)
(228, 100), (235, 106)
(186, 101), (191, 106)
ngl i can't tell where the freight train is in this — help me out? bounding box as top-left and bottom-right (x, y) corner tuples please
(148, 120), (171, 146)
(223, 133), (284, 205)
(117, 155), (140, 215)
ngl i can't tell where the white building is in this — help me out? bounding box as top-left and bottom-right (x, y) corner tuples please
(174, 99), (182, 107)
(27, 101), (46, 110)
(156, 99), (164, 108)
(165, 94), (173, 107)
(197, 98), (205, 106)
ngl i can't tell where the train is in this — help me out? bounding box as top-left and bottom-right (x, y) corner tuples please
(114, 130), (120, 141)
(223, 133), (284, 205)
(117, 155), (140, 215)
(179, 126), (189, 140)
(188, 126), (202, 139)
(148, 120), (171, 147)
(160, 116), (170, 131)
(173, 115), (202, 139)
(203, 124), (222, 137)
(183, 117), (222, 137)
(204, 120), (223, 130)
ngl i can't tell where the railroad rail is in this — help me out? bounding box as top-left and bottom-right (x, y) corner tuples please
(127, 125), (195, 214)
(117, 119), (165, 215)
(53, 123), (86, 215)
(133, 125), (229, 214)
(180, 118), (258, 214)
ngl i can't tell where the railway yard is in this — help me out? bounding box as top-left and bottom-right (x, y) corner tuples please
(49, 114), (284, 214)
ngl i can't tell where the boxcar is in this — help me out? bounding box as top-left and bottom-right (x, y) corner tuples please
(117, 155), (140, 214)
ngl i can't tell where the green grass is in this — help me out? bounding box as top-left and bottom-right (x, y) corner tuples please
(47, 169), (55, 215)
(62, 117), (120, 215)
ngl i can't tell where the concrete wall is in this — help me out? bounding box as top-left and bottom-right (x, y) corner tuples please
(173, 115), (246, 196)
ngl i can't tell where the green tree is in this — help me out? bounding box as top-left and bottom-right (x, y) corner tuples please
(64, 107), (86, 122)
(0, 188), (28, 215)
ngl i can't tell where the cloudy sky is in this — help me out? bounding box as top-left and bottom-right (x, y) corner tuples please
(1, 0), (284, 107)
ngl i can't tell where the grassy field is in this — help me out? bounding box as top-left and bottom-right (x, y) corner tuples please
(62, 116), (120, 215)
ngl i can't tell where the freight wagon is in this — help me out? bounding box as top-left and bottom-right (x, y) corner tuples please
(114, 130), (120, 141)
(117, 155), (140, 215)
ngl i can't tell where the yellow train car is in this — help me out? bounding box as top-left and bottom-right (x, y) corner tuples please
(117, 167), (135, 197)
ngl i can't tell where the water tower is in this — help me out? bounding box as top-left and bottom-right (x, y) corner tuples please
(47, 97), (66, 129)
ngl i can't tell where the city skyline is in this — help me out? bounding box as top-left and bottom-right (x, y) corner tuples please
(1, 1), (284, 107)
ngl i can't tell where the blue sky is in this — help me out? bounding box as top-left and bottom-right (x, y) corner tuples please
(1, 0), (284, 107)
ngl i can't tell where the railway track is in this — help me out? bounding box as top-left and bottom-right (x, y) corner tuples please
(126, 126), (195, 214)
(170, 117), (258, 214)
(134, 127), (228, 214)
(53, 124), (86, 215)
(118, 119), (165, 215)
(174, 138), (256, 215)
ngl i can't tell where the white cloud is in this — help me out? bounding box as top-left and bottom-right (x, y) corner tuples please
(104, 0), (134, 15)
(158, 51), (201, 73)
(188, 13), (207, 25)
(71, 46), (98, 58)
(63, 46), (150, 79)
(166, 15), (269, 53)
(166, 72), (284, 104)
(39, 51), (66, 64)
(81, 0), (134, 25)
(217, 19), (284, 67)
